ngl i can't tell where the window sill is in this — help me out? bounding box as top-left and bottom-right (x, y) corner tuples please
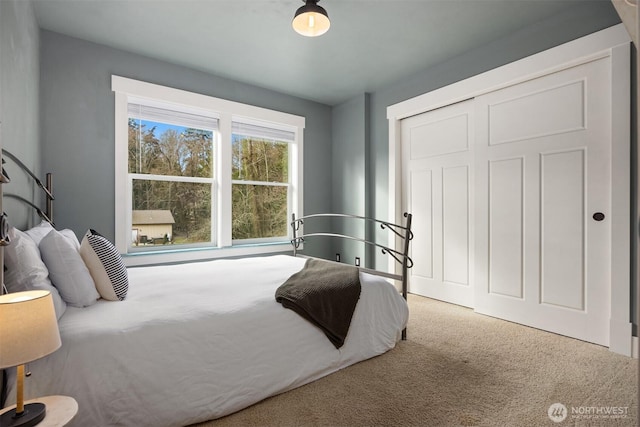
(122, 241), (293, 267)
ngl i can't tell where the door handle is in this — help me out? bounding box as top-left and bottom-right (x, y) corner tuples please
(592, 212), (605, 221)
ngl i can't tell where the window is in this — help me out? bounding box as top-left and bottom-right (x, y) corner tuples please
(113, 76), (304, 265)
(128, 103), (217, 247)
(232, 121), (293, 242)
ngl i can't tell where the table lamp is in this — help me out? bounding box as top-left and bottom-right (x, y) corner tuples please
(0, 290), (61, 427)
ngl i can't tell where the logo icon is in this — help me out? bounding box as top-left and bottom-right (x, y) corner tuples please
(548, 403), (568, 423)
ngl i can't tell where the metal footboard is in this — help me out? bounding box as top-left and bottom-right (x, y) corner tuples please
(290, 212), (413, 340)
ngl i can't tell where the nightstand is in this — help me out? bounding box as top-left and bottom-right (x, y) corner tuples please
(0, 395), (78, 427)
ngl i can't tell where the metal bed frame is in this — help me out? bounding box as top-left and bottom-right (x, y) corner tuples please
(1, 149), (55, 226)
(0, 150), (55, 294)
(290, 212), (413, 339)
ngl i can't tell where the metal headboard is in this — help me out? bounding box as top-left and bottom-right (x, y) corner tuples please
(1, 149), (54, 226)
(290, 212), (413, 339)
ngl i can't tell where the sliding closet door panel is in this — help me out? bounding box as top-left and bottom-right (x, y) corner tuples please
(409, 113), (469, 158)
(442, 165), (469, 286)
(488, 157), (524, 299)
(401, 100), (474, 307)
(540, 149), (585, 311)
(488, 80), (585, 146)
(475, 57), (610, 346)
(410, 169), (433, 280)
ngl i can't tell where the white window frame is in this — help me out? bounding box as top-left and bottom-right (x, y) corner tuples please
(112, 75), (304, 266)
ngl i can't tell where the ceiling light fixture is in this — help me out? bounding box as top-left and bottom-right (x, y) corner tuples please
(292, 0), (330, 37)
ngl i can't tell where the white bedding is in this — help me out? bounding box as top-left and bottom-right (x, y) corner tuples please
(5, 255), (408, 427)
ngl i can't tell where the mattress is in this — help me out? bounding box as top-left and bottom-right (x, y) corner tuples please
(5, 255), (408, 426)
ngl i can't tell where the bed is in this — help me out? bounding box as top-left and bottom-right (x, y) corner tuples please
(0, 153), (413, 427)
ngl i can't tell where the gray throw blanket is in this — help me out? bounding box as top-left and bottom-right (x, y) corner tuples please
(275, 258), (361, 349)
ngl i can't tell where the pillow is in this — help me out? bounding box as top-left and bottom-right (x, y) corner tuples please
(80, 229), (128, 301)
(40, 229), (99, 308)
(59, 229), (80, 250)
(3, 227), (67, 319)
(23, 220), (54, 245)
(24, 221), (79, 249)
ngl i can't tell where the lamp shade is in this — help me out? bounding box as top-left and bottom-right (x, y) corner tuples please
(292, 0), (330, 37)
(0, 290), (61, 369)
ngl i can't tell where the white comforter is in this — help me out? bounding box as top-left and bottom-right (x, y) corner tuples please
(6, 255), (408, 427)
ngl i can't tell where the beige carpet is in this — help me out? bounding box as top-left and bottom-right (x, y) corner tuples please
(192, 294), (637, 426)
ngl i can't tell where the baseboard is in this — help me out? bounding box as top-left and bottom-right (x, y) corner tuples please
(633, 336), (638, 359)
(609, 319), (633, 356)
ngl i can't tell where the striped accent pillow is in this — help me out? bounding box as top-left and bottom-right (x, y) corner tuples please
(80, 229), (129, 301)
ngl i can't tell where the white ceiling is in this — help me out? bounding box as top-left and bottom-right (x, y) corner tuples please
(33, 0), (602, 106)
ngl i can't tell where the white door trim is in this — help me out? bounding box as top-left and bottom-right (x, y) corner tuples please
(387, 24), (632, 355)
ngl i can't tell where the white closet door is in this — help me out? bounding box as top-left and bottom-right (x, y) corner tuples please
(474, 57), (611, 345)
(401, 100), (474, 307)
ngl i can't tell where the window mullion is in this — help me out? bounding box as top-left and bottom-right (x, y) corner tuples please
(130, 173), (213, 184)
(218, 113), (233, 247)
(231, 180), (289, 187)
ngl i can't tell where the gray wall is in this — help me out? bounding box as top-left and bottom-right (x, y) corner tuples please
(39, 30), (333, 257)
(331, 93), (369, 265)
(0, 0), (41, 230)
